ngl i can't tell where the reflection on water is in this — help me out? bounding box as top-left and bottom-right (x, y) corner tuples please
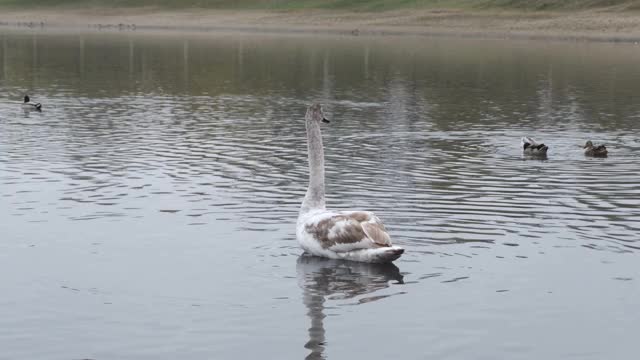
(1, 30), (639, 359)
(297, 255), (404, 359)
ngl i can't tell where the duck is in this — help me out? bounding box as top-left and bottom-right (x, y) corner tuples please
(22, 95), (42, 111)
(521, 136), (548, 157)
(296, 104), (404, 263)
(584, 140), (608, 157)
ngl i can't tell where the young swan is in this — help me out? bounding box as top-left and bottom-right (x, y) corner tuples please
(584, 140), (608, 157)
(521, 136), (548, 157)
(296, 104), (404, 263)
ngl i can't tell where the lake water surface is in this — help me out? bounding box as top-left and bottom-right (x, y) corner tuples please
(1, 30), (639, 360)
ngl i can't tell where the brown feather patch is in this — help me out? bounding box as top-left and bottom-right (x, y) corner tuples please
(305, 212), (392, 249)
(305, 215), (366, 249)
(362, 222), (391, 247)
(346, 211), (371, 222)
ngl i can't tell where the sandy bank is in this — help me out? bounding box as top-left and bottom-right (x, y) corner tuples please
(2, 7), (640, 42)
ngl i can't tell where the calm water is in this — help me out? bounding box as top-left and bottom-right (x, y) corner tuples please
(1, 30), (639, 359)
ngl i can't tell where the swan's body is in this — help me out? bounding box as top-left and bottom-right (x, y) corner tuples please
(297, 209), (404, 263)
(584, 140), (608, 157)
(296, 104), (404, 263)
(22, 95), (42, 111)
(521, 136), (548, 157)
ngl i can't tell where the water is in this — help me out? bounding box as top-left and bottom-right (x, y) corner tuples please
(1, 30), (639, 359)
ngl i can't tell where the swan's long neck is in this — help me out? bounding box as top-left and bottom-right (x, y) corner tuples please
(301, 118), (326, 213)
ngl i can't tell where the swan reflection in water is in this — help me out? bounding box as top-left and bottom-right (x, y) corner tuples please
(296, 254), (405, 360)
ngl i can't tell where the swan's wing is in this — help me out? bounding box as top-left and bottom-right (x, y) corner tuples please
(361, 222), (391, 247)
(305, 212), (391, 252)
(343, 211), (391, 247)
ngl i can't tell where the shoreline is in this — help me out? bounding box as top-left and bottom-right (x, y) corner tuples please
(2, 7), (640, 43)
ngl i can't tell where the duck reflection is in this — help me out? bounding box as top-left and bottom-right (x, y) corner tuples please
(296, 255), (404, 360)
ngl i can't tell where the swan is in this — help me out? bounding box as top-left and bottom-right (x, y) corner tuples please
(583, 140), (608, 157)
(22, 95), (42, 111)
(521, 136), (548, 157)
(296, 104), (404, 263)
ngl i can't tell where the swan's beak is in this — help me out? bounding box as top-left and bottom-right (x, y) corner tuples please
(322, 118), (330, 124)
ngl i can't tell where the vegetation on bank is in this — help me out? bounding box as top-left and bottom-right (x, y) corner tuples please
(0, 0), (639, 11)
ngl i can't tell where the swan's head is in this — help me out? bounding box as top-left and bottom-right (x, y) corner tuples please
(306, 103), (330, 124)
(24, 95), (30, 103)
(584, 140), (593, 148)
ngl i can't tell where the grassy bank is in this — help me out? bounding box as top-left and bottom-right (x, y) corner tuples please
(2, 0), (640, 43)
(1, 0), (639, 11)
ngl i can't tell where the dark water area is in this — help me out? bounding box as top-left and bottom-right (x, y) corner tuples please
(1, 30), (639, 359)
